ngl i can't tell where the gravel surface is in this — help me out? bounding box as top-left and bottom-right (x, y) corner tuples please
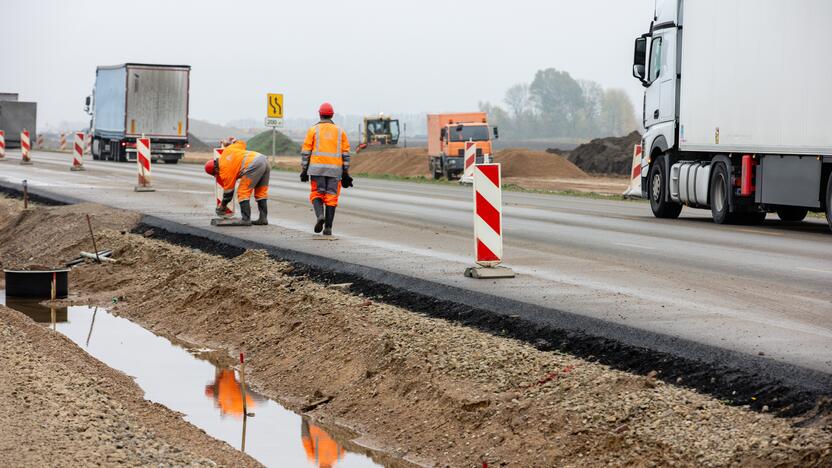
(0, 304), (259, 467)
(1, 198), (831, 467)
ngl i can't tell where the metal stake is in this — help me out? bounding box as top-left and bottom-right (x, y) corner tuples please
(85, 214), (101, 263)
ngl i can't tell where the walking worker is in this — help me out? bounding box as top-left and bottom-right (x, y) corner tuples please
(204, 137), (270, 226)
(300, 102), (353, 235)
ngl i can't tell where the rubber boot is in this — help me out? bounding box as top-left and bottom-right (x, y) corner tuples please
(252, 199), (268, 225)
(238, 200), (253, 226)
(323, 205), (336, 236)
(313, 199), (325, 233)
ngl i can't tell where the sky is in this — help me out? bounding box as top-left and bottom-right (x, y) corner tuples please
(1, 0), (655, 129)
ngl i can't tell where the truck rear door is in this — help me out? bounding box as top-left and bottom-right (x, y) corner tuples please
(125, 66), (189, 139)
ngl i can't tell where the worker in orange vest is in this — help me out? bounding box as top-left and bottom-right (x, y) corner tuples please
(203, 368), (256, 417)
(204, 137), (270, 225)
(300, 103), (353, 235)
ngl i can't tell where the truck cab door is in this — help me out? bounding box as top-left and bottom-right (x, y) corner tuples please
(644, 36), (664, 128)
(645, 29), (678, 128)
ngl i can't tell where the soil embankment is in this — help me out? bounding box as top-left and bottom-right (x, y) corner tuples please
(555, 131), (642, 176)
(0, 197), (830, 467)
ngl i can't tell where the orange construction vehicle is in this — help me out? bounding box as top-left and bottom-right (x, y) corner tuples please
(427, 112), (498, 180)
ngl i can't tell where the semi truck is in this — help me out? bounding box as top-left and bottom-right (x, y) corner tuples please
(427, 112), (498, 180)
(633, 0), (832, 231)
(0, 94), (37, 149)
(86, 63), (190, 164)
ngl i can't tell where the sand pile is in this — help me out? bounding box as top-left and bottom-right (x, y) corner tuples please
(351, 147), (587, 179)
(557, 131), (642, 175)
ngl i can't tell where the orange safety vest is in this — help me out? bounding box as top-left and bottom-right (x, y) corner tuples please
(217, 140), (259, 191)
(302, 121), (350, 178)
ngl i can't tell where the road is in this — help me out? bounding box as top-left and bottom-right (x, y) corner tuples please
(2, 150), (831, 387)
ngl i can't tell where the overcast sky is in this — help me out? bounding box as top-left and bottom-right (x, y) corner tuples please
(2, 0), (655, 128)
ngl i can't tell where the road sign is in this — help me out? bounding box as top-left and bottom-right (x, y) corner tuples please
(264, 117), (284, 128)
(267, 93), (283, 118)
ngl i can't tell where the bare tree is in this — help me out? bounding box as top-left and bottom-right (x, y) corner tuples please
(503, 83), (531, 119)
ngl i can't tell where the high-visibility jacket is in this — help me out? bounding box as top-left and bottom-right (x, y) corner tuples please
(217, 140), (260, 193)
(301, 422), (344, 468)
(301, 120), (350, 178)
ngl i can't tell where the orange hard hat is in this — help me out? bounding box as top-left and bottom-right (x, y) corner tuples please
(204, 159), (216, 176)
(319, 102), (334, 118)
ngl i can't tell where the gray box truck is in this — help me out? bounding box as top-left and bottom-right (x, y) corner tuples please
(87, 63), (190, 163)
(0, 95), (37, 149)
(633, 0), (832, 231)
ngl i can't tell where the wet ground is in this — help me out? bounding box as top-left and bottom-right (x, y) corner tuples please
(0, 290), (382, 468)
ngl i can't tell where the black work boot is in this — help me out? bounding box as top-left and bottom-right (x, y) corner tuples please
(238, 200), (253, 226)
(313, 199), (325, 233)
(252, 199), (268, 225)
(323, 205), (336, 236)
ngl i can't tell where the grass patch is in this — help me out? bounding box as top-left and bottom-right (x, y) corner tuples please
(245, 129), (300, 155)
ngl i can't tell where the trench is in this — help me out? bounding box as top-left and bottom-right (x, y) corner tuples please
(0, 289), (385, 468)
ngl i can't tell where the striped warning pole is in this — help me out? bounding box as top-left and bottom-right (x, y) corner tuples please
(459, 141), (477, 184)
(71, 132), (86, 171)
(465, 163), (514, 278)
(134, 136), (155, 192)
(213, 148), (235, 215)
(0, 130), (5, 160)
(84, 132), (92, 155)
(36, 134), (44, 149)
(622, 144), (643, 199)
(60, 132), (67, 152)
(20, 129), (32, 165)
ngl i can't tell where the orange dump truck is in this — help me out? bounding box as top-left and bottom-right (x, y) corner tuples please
(427, 112), (498, 180)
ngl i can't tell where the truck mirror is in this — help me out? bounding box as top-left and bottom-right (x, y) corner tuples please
(85, 96), (91, 106)
(633, 64), (646, 81)
(493, 126), (499, 139)
(633, 36), (648, 83)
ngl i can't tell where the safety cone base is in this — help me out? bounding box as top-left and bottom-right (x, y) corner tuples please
(464, 265), (516, 279)
(70, 166), (86, 172)
(134, 185), (155, 192)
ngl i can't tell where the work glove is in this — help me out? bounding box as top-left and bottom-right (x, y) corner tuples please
(300, 170), (309, 183)
(341, 171), (354, 188)
(215, 205), (227, 217)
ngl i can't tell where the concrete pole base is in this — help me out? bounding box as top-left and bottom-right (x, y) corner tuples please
(464, 265), (516, 279)
(70, 166), (86, 172)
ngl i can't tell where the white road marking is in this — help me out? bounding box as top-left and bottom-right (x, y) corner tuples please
(797, 267), (832, 275)
(614, 242), (657, 251)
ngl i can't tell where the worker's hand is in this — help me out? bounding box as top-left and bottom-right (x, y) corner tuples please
(300, 171), (309, 183)
(341, 172), (354, 189)
(215, 205), (227, 217)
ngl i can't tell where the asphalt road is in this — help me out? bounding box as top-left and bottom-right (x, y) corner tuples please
(2, 150), (831, 384)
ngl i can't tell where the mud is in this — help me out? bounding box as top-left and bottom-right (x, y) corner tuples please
(1, 197), (830, 467)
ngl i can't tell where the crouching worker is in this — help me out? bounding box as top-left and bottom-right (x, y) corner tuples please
(204, 138), (270, 226)
(300, 102), (353, 235)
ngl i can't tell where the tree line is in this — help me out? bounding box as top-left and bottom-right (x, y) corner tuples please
(479, 68), (639, 140)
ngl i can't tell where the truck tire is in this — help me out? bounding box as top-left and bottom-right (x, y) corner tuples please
(710, 162), (743, 225)
(648, 158), (682, 219)
(826, 173), (832, 232)
(776, 207), (808, 222)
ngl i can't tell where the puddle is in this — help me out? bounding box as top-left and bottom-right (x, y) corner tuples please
(0, 290), (385, 468)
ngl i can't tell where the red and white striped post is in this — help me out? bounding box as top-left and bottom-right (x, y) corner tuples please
(622, 144), (643, 198)
(458, 141), (477, 184)
(71, 132), (85, 171)
(59, 132), (67, 152)
(84, 132), (92, 155)
(213, 148), (235, 215)
(20, 129), (32, 165)
(36, 134), (44, 149)
(134, 136), (155, 192)
(0, 130), (5, 159)
(465, 163), (514, 279)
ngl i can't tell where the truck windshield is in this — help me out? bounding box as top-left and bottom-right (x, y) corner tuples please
(448, 125), (489, 142)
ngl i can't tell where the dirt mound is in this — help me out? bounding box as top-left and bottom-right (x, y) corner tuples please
(494, 148), (587, 178)
(186, 133), (212, 152)
(557, 131), (642, 175)
(350, 147), (587, 179)
(350, 148), (430, 177)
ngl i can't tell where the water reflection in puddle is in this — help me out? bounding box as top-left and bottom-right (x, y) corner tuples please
(0, 290), (383, 468)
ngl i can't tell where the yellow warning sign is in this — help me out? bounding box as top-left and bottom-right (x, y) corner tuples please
(267, 93), (283, 118)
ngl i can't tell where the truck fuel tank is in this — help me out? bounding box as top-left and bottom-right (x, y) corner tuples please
(670, 162), (711, 208)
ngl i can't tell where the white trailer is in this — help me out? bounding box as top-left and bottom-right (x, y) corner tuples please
(632, 0), (832, 230)
(87, 63), (190, 163)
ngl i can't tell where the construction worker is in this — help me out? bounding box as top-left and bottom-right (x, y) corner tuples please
(203, 368), (256, 418)
(204, 137), (270, 225)
(301, 419), (345, 468)
(300, 103), (353, 235)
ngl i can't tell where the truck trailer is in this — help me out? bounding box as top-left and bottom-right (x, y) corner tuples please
(0, 95), (37, 149)
(87, 63), (190, 164)
(427, 112), (497, 180)
(633, 0), (832, 230)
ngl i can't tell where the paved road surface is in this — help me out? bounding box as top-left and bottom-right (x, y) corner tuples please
(1, 150), (830, 384)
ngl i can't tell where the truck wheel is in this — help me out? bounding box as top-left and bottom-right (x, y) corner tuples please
(710, 162), (738, 225)
(776, 207), (808, 222)
(648, 158), (682, 219)
(433, 171), (441, 180)
(826, 173), (832, 232)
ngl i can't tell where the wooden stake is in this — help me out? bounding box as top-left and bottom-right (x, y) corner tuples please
(50, 272), (56, 331)
(85, 214), (101, 263)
